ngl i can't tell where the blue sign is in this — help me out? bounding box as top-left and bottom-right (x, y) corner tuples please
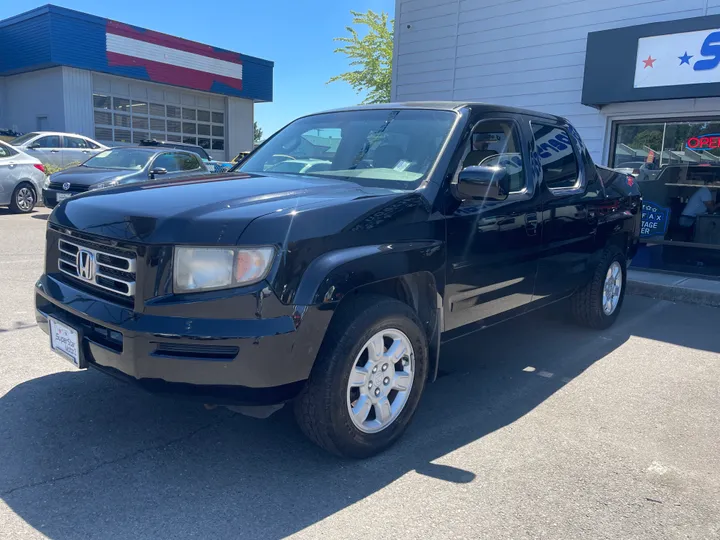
(640, 201), (670, 238)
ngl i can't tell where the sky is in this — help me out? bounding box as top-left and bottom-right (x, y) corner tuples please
(1, 0), (395, 138)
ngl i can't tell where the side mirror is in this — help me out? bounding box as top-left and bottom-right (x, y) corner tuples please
(149, 167), (167, 179)
(27, 143), (40, 150)
(456, 165), (510, 202)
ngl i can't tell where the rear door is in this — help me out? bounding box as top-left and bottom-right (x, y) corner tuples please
(531, 121), (602, 300)
(26, 135), (63, 167)
(63, 136), (95, 167)
(444, 114), (542, 333)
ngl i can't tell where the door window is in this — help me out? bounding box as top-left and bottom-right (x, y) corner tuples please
(461, 120), (526, 192)
(531, 124), (579, 190)
(178, 152), (201, 171)
(152, 153), (181, 172)
(65, 136), (89, 149)
(33, 135), (61, 148)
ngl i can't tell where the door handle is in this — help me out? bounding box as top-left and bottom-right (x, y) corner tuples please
(50, 150), (59, 153)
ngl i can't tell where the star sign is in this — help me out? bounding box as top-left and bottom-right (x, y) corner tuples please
(643, 55), (656, 68)
(679, 51), (693, 65)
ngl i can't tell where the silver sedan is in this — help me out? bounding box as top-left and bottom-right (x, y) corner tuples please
(0, 140), (46, 213)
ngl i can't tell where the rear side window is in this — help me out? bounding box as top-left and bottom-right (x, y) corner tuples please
(65, 136), (89, 149)
(0, 144), (17, 158)
(531, 123), (579, 190)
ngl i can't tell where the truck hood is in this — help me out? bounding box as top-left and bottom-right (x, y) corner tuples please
(49, 172), (405, 244)
(50, 166), (138, 187)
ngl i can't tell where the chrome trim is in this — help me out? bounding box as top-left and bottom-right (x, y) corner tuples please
(57, 238), (136, 297)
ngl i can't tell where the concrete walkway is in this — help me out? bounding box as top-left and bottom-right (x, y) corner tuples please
(628, 269), (720, 307)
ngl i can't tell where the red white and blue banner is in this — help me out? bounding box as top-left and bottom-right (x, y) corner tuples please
(105, 21), (244, 94)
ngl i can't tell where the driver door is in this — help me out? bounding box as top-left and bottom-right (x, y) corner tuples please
(444, 115), (542, 333)
(27, 135), (63, 167)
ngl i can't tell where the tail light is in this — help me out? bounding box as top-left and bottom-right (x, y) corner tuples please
(626, 175), (634, 187)
(33, 163), (45, 173)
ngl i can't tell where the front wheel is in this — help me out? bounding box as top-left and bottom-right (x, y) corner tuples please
(10, 183), (36, 214)
(294, 295), (428, 458)
(571, 246), (627, 329)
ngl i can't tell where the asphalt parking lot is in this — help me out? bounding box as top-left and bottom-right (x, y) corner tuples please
(1, 206), (719, 540)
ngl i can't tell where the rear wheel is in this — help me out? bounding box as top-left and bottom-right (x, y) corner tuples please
(294, 295), (428, 458)
(10, 183), (36, 214)
(571, 247), (627, 329)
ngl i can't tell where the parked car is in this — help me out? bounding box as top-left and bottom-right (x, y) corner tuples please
(0, 140), (45, 213)
(35, 103), (641, 458)
(9, 132), (106, 168)
(138, 139), (233, 173)
(42, 147), (209, 208)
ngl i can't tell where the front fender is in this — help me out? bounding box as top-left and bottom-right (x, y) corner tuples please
(292, 240), (445, 306)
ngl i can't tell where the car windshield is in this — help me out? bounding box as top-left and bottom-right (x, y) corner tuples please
(236, 109), (458, 190)
(10, 133), (39, 145)
(83, 149), (151, 170)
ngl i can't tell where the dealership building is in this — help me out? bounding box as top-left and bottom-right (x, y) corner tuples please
(0, 5), (273, 160)
(393, 0), (720, 275)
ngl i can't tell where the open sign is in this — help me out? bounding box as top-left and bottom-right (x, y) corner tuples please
(686, 133), (720, 149)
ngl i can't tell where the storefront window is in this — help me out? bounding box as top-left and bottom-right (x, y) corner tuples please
(611, 119), (720, 276)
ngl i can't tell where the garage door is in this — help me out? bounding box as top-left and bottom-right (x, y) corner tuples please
(92, 75), (227, 160)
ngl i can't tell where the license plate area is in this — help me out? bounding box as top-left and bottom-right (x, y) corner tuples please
(56, 193), (71, 202)
(49, 317), (86, 369)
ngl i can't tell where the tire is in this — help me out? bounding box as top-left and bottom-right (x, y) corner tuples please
(294, 294), (429, 458)
(571, 246), (627, 330)
(10, 183), (36, 214)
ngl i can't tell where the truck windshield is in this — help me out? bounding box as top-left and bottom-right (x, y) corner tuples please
(236, 109), (457, 190)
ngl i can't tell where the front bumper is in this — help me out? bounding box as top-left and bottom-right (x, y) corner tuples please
(35, 274), (331, 405)
(42, 188), (79, 208)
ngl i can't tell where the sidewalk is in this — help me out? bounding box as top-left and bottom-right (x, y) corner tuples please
(627, 269), (720, 307)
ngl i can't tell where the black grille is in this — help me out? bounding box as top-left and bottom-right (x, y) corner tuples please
(57, 234), (137, 300)
(49, 182), (88, 193)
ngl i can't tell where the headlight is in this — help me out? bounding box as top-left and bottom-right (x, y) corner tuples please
(43, 176), (51, 189)
(90, 179), (121, 191)
(173, 246), (275, 293)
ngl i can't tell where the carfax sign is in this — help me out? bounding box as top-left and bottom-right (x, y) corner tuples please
(640, 201), (670, 238)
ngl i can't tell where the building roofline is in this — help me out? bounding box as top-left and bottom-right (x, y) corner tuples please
(0, 3), (274, 68)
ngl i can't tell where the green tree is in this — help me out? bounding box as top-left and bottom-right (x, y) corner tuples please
(631, 129), (663, 151)
(328, 10), (394, 104)
(253, 121), (263, 144)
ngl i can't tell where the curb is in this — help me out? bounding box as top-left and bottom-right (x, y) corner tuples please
(627, 270), (720, 308)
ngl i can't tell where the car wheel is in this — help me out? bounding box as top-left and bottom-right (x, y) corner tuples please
(571, 246), (627, 330)
(294, 294), (428, 458)
(10, 183), (36, 214)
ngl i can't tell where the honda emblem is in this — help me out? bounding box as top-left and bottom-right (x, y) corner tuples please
(76, 250), (95, 281)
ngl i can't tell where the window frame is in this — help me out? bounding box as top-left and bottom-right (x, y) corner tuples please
(0, 143), (18, 159)
(454, 115), (533, 201)
(530, 121), (585, 196)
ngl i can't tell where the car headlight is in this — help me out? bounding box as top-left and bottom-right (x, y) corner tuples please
(173, 246), (275, 293)
(90, 179), (121, 191)
(43, 176), (51, 189)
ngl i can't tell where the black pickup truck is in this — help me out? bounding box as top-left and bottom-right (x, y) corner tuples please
(36, 103), (641, 458)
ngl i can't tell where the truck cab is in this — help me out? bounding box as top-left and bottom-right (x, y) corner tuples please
(35, 103), (641, 458)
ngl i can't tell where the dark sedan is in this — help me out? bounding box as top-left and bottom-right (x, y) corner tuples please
(42, 147), (209, 208)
